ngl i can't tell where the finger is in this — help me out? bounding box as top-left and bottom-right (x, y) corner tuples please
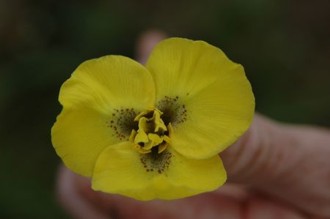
(245, 195), (307, 219)
(135, 29), (167, 64)
(56, 165), (110, 219)
(79, 184), (245, 219)
(221, 114), (330, 217)
(73, 176), (308, 219)
(98, 193), (241, 219)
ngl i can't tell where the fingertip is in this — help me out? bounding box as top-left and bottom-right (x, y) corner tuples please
(135, 29), (167, 64)
(56, 165), (110, 219)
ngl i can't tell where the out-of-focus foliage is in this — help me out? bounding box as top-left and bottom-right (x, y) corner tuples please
(0, 0), (329, 218)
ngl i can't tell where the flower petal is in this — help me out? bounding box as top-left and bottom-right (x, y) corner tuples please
(92, 142), (226, 200)
(52, 108), (114, 176)
(60, 55), (155, 111)
(146, 38), (254, 159)
(52, 56), (155, 176)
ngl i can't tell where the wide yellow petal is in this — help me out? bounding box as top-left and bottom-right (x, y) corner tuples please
(92, 142), (226, 200)
(52, 55), (155, 176)
(162, 148), (226, 200)
(59, 55), (155, 112)
(146, 38), (254, 159)
(52, 108), (115, 176)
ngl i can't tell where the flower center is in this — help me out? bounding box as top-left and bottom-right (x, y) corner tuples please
(129, 109), (171, 154)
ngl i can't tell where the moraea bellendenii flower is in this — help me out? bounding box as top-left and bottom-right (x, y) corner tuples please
(51, 38), (255, 200)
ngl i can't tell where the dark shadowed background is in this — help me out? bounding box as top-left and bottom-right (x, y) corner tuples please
(1, 0), (329, 218)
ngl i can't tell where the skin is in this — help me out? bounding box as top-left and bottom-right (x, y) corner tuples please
(56, 31), (330, 219)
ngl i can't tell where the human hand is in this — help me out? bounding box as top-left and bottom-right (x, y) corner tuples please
(56, 31), (330, 219)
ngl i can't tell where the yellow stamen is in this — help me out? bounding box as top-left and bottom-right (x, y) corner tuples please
(130, 109), (170, 154)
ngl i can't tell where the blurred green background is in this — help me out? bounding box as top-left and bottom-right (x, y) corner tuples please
(1, 0), (329, 218)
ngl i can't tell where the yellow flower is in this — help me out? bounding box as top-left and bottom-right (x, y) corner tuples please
(51, 38), (255, 201)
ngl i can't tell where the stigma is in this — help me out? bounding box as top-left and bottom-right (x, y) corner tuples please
(129, 109), (171, 154)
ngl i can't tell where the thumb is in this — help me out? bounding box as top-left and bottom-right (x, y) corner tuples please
(221, 114), (330, 217)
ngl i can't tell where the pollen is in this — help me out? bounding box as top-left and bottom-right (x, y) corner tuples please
(140, 149), (173, 174)
(106, 108), (137, 141)
(157, 96), (188, 125)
